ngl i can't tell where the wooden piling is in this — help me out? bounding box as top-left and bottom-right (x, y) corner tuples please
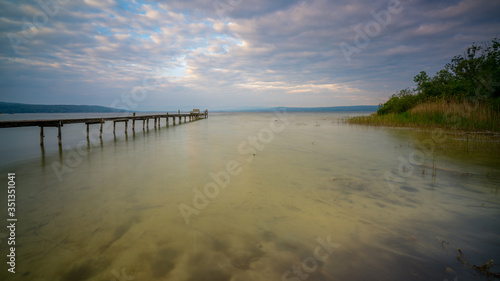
(85, 120), (101, 140)
(40, 126), (44, 146)
(57, 122), (62, 146)
(0, 110), (208, 147)
(113, 119), (129, 134)
(100, 118), (103, 138)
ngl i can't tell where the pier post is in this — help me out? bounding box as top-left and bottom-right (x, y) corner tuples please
(100, 118), (103, 138)
(40, 126), (44, 146)
(57, 121), (62, 146)
(0, 111), (208, 147)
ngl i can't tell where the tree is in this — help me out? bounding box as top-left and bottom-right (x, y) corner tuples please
(413, 71), (430, 94)
(378, 38), (500, 115)
(377, 88), (421, 115)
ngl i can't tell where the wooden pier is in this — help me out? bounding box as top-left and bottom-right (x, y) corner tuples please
(0, 110), (208, 146)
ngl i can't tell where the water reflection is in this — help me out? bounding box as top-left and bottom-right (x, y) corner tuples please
(0, 112), (499, 280)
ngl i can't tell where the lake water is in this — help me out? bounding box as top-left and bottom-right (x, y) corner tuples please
(0, 111), (499, 281)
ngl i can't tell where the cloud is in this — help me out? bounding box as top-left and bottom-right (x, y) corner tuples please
(0, 0), (499, 110)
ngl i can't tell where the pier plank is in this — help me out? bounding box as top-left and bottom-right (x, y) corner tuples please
(0, 111), (208, 146)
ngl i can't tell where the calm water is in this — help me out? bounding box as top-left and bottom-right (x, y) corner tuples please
(0, 112), (499, 281)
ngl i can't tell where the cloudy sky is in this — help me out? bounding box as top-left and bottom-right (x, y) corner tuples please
(0, 0), (499, 111)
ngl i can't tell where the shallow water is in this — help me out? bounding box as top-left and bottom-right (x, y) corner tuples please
(0, 111), (499, 281)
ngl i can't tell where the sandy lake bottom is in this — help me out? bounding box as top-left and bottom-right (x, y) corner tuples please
(0, 112), (499, 281)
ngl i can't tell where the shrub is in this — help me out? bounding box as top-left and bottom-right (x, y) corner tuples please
(378, 38), (500, 115)
(377, 88), (424, 115)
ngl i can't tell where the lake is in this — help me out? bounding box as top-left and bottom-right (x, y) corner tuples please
(0, 111), (499, 281)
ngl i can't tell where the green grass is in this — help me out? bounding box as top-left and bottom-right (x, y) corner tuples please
(348, 100), (500, 132)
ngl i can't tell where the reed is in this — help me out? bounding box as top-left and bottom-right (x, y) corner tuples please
(348, 100), (500, 132)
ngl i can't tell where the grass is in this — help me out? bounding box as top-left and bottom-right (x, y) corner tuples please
(348, 100), (500, 132)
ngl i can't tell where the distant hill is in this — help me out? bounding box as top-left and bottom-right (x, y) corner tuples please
(277, 106), (378, 112)
(0, 102), (130, 114)
(238, 105), (378, 112)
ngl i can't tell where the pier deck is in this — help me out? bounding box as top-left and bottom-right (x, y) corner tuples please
(0, 110), (208, 146)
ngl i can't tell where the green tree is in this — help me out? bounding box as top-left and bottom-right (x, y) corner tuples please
(377, 88), (422, 115)
(413, 71), (430, 93)
(378, 38), (500, 115)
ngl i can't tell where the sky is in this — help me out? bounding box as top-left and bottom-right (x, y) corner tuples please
(0, 0), (499, 111)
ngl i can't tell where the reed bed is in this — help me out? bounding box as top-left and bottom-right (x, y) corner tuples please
(348, 100), (500, 132)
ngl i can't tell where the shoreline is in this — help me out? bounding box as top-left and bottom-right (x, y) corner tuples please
(347, 100), (500, 133)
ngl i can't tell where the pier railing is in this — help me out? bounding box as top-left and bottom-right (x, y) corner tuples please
(0, 110), (208, 146)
